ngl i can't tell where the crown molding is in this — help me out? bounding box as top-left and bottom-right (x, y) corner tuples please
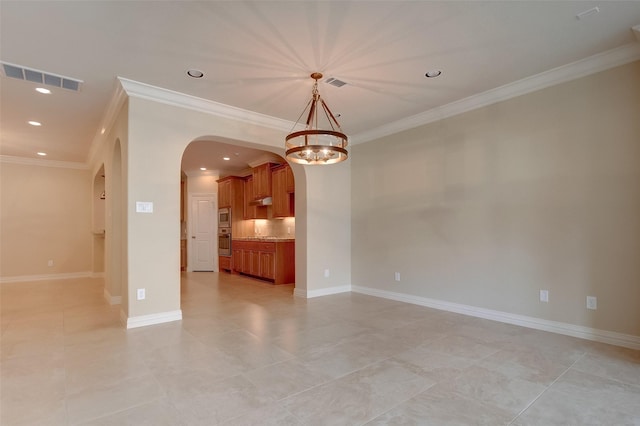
(117, 77), (294, 133)
(86, 79), (129, 167)
(352, 42), (640, 145)
(0, 155), (88, 170)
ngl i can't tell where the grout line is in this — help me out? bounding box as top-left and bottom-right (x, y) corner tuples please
(507, 351), (587, 425)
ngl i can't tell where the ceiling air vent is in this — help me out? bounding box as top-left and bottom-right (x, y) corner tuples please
(325, 77), (347, 88)
(1, 62), (83, 92)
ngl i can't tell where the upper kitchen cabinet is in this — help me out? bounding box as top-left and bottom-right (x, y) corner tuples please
(243, 176), (267, 220)
(285, 165), (295, 193)
(252, 163), (274, 199)
(218, 178), (231, 208)
(272, 164), (294, 218)
(216, 176), (244, 211)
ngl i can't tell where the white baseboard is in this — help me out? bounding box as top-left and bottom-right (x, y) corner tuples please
(124, 310), (183, 329)
(294, 285), (352, 299)
(351, 285), (640, 351)
(102, 288), (122, 305)
(0, 271), (92, 284)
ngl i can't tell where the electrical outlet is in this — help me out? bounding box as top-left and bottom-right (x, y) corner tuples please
(586, 296), (597, 310)
(540, 290), (549, 303)
(47, 259), (54, 267)
(394, 272), (401, 282)
(137, 288), (146, 301)
(324, 269), (330, 278)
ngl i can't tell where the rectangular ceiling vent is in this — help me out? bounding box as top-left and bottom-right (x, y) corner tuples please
(1, 62), (83, 92)
(325, 77), (347, 88)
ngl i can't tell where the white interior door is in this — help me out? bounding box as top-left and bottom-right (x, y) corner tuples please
(190, 195), (216, 271)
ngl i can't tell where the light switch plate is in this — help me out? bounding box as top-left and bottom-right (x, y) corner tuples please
(136, 201), (153, 213)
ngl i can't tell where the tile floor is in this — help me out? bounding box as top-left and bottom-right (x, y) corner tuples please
(1, 273), (639, 425)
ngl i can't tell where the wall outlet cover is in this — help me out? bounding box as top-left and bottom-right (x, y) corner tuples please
(540, 290), (549, 302)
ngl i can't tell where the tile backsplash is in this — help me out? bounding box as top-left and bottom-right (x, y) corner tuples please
(239, 216), (295, 238)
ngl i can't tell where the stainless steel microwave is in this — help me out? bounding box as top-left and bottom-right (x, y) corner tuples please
(218, 208), (231, 228)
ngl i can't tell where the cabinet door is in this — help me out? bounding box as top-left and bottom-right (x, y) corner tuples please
(285, 165), (295, 193)
(252, 163), (272, 199)
(243, 177), (253, 220)
(259, 251), (275, 279)
(232, 248), (243, 272)
(243, 176), (267, 219)
(218, 180), (231, 208)
(272, 167), (293, 218)
(242, 250), (251, 274)
(250, 250), (261, 276)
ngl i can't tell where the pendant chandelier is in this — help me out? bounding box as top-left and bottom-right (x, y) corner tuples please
(285, 72), (348, 165)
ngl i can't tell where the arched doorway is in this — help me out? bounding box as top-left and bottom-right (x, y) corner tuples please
(180, 139), (296, 281)
(92, 165), (106, 277)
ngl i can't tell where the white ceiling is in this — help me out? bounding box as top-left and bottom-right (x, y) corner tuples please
(1, 1), (639, 174)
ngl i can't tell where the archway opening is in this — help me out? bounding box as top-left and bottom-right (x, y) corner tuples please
(180, 137), (299, 291)
(92, 164), (106, 276)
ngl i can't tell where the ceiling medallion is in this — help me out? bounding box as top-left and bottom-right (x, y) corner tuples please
(285, 72), (348, 165)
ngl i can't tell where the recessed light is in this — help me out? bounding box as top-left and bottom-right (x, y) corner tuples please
(200, 167), (207, 171)
(28, 121), (42, 126)
(223, 157), (230, 161)
(35, 87), (51, 94)
(101, 128), (106, 135)
(187, 69), (204, 78)
(37, 152), (47, 156)
(425, 70), (442, 78)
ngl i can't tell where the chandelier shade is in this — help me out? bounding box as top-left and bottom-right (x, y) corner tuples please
(285, 73), (348, 165)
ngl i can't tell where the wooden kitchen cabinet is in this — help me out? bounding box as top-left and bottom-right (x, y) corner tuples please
(218, 179), (231, 208)
(259, 251), (275, 280)
(272, 164), (294, 218)
(252, 163), (273, 199)
(219, 255), (231, 272)
(243, 176), (267, 220)
(232, 240), (294, 284)
(285, 165), (295, 193)
(180, 239), (187, 271)
(232, 248), (243, 273)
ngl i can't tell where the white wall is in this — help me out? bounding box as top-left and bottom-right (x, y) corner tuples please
(352, 61), (640, 339)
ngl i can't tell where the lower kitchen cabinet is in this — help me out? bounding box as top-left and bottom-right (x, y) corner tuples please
(232, 240), (294, 284)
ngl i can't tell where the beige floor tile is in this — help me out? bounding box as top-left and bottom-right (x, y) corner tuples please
(0, 353), (67, 425)
(243, 358), (331, 400)
(393, 345), (477, 383)
(282, 358), (435, 425)
(573, 343), (640, 386)
(512, 388), (638, 426)
(423, 333), (502, 360)
(64, 344), (152, 394)
(221, 403), (303, 426)
(66, 374), (165, 425)
(165, 374), (275, 425)
(366, 385), (514, 426)
(476, 347), (572, 386)
(77, 398), (184, 426)
(548, 369), (640, 417)
(439, 364), (547, 416)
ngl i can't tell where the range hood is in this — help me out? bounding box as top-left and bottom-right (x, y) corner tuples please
(249, 197), (272, 206)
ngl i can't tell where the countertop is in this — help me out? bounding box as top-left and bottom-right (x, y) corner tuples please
(233, 237), (295, 242)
